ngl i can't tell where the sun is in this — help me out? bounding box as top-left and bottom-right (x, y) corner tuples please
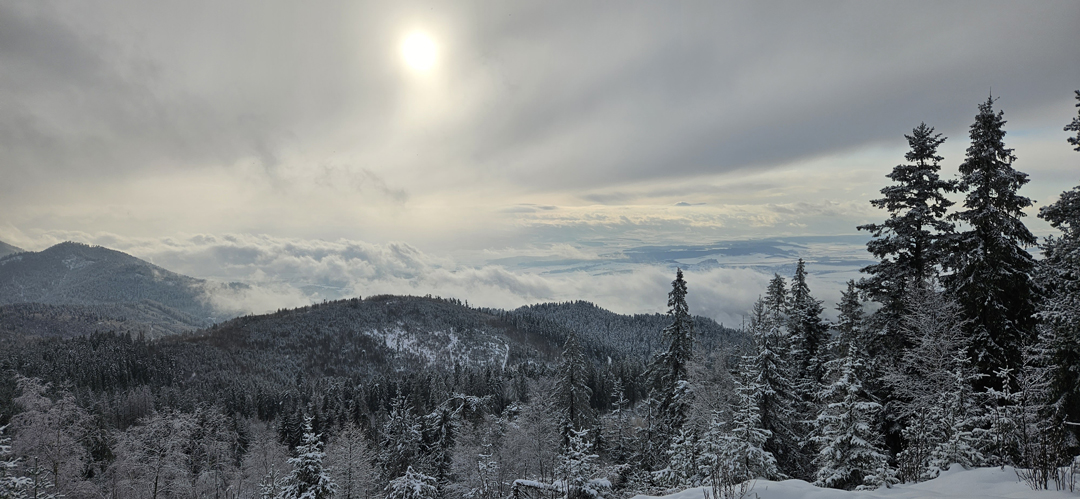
(401, 32), (437, 71)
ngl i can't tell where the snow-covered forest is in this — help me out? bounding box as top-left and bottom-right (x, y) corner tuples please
(1, 93), (1080, 499)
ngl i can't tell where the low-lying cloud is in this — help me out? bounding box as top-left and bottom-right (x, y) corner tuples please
(14, 231), (794, 327)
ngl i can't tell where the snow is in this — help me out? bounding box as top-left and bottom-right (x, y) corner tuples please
(373, 327), (510, 369)
(630, 466), (1077, 499)
(62, 255), (94, 270)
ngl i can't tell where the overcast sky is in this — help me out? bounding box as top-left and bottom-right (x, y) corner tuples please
(1, 0), (1078, 322)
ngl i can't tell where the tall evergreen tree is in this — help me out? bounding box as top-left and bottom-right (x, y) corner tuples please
(1066, 90), (1080, 152)
(379, 395), (423, 483)
(556, 329), (593, 444)
(788, 259), (829, 387)
(746, 295), (804, 479)
(858, 123), (956, 354)
(763, 274), (788, 331)
(947, 96), (1038, 388)
(649, 268), (696, 437)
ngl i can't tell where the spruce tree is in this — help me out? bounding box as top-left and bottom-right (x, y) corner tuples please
(1066, 90), (1080, 152)
(763, 274), (788, 330)
(947, 96), (1038, 388)
(385, 467), (437, 499)
(858, 123), (956, 355)
(700, 357), (779, 485)
(813, 344), (893, 491)
(556, 428), (603, 499)
(829, 281), (866, 361)
(746, 295), (804, 479)
(1035, 99), (1080, 450)
(556, 329), (593, 445)
(379, 395), (423, 483)
(649, 268), (695, 439)
(280, 417), (336, 499)
(790, 259), (829, 390)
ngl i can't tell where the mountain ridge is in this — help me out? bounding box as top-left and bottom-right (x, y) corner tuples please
(0, 240), (23, 258)
(0, 241), (230, 337)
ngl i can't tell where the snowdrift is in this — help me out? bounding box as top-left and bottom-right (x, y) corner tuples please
(632, 466), (1077, 499)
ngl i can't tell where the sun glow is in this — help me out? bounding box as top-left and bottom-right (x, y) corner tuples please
(401, 32), (437, 71)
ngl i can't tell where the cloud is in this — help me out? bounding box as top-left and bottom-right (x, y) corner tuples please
(2, 0), (1076, 200)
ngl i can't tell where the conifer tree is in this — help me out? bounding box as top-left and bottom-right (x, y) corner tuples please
(1066, 90), (1080, 151)
(858, 123), (956, 355)
(386, 467), (437, 499)
(557, 330), (593, 445)
(788, 259), (829, 384)
(813, 344), (893, 491)
(746, 295), (805, 479)
(763, 274), (788, 331)
(829, 281), (866, 361)
(0, 426), (32, 499)
(602, 379), (635, 465)
(700, 357), (779, 485)
(379, 395), (423, 483)
(947, 96), (1038, 388)
(660, 428), (700, 488)
(280, 417), (336, 499)
(1035, 99), (1080, 451)
(648, 269), (696, 442)
(556, 428), (602, 499)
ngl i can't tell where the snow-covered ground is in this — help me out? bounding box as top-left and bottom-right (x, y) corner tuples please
(632, 466), (1077, 499)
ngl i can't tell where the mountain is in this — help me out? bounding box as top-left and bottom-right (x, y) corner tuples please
(1, 293), (748, 422)
(183, 294), (746, 375)
(0, 240), (22, 258)
(0, 241), (229, 337)
(512, 299), (747, 360)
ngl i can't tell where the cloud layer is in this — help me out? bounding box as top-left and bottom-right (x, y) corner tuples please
(8, 230), (827, 326)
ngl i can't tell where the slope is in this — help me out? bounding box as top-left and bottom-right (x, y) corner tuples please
(633, 465), (1075, 499)
(0, 241), (226, 336)
(0, 240), (22, 258)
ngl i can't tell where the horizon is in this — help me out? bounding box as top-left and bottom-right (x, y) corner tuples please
(2, 1), (1078, 324)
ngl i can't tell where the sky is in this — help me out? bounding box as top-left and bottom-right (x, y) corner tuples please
(1, 0), (1078, 325)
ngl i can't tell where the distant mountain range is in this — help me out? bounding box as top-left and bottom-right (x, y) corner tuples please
(0, 241), (230, 337)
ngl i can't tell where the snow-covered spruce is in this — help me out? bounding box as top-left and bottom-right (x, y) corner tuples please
(279, 417), (336, 499)
(812, 343), (895, 491)
(947, 95), (1038, 389)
